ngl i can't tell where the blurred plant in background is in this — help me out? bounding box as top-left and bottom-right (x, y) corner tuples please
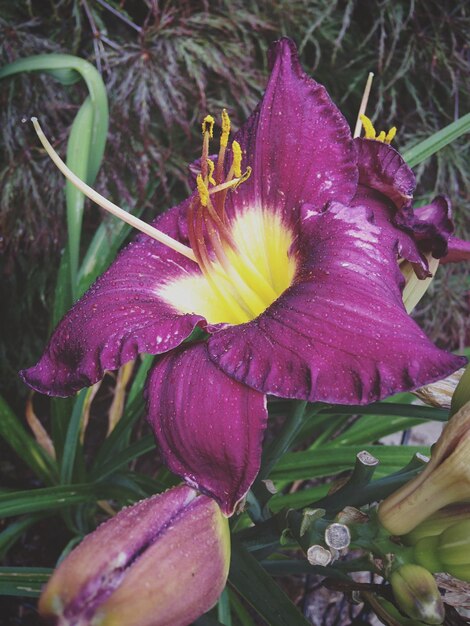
(1, 1), (470, 625)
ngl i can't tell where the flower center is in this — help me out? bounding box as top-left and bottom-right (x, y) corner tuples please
(31, 114), (297, 326)
(160, 207), (297, 325)
(159, 111), (297, 324)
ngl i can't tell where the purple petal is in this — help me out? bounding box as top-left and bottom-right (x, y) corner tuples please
(226, 38), (357, 223)
(146, 342), (268, 516)
(355, 139), (455, 262)
(208, 202), (466, 404)
(395, 196), (454, 259)
(355, 138), (415, 209)
(351, 186), (430, 278)
(441, 236), (470, 264)
(21, 200), (205, 397)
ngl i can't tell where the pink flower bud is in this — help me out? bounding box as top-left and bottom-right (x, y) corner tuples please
(39, 485), (230, 626)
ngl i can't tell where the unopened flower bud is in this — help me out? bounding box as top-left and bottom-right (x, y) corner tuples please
(390, 564), (444, 624)
(39, 485), (230, 626)
(378, 400), (470, 535)
(435, 520), (470, 581)
(412, 536), (443, 573)
(404, 504), (470, 545)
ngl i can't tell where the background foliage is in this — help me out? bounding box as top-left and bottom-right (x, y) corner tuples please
(0, 1), (469, 624)
(1, 0), (469, 399)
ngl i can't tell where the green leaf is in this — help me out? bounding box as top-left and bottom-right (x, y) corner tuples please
(65, 96), (95, 294)
(217, 588), (232, 626)
(0, 515), (47, 559)
(77, 217), (132, 298)
(193, 616), (226, 626)
(402, 112), (470, 167)
(51, 246), (73, 328)
(0, 567), (52, 597)
(50, 396), (76, 461)
(0, 54), (109, 301)
(91, 435), (156, 482)
(0, 485), (101, 518)
(91, 356), (154, 473)
(329, 414), (424, 446)
(270, 485), (330, 513)
(59, 389), (88, 484)
(0, 54), (108, 182)
(319, 402), (448, 422)
(126, 354), (154, 410)
(229, 539), (310, 626)
(271, 445), (428, 482)
(0, 395), (57, 484)
(227, 589), (256, 626)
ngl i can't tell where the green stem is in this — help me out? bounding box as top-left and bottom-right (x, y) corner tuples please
(259, 400), (310, 481)
(249, 401), (312, 520)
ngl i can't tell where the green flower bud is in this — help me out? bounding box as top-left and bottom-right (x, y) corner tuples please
(404, 504), (470, 545)
(390, 564), (444, 625)
(378, 400), (470, 536)
(412, 536), (442, 573)
(39, 486), (230, 626)
(436, 519), (470, 581)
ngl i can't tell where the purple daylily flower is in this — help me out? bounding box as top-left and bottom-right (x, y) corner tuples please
(22, 39), (467, 515)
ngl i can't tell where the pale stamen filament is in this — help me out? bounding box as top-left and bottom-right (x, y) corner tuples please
(31, 118), (197, 263)
(353, 72), (374, 138)
(207, 174), (250, 196)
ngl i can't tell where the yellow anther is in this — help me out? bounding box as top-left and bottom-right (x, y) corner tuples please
(220, 109), (231, 148)
(232, 141), (242, 178)
(207, 159), (216, 186)
(360, 114), (398, 144)
(202, 115), (215, 138)
(360, 114), (376, 140)
(196, 174), (209, 207)
(234, 166), (252, 189)
(385, 126), (397, 144)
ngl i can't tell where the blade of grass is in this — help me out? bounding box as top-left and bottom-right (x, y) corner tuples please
(91, 435), (155, 482)
(271, 445), (428, 482)
(217, 588), (232, 626)
(0, 395), (57, 484)
(0, 54), (108, 181)
(59, 389), (88, 484)
(64, 96), (94, 296)
(328, 414), (425, 446)
(229, 539), (310, 626)
(0, 515), (47, 559)
(402, 112), (470, 167)
(228, 588), (256, 626)
(0, 54), (109, 302)
(92, 356), (154, 472)
(0, 567), (52, 597)
(0, 485), (101, 518)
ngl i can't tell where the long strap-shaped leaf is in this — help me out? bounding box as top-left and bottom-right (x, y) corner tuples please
(229, 539), (310, 626)
(0, 567), (52, 597)
(0, 54), (109, 302)
(0, 395), (57, 484)
(402, 112), (470, 167)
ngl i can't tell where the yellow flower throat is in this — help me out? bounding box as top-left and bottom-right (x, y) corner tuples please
(160, 111), (297, 325)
